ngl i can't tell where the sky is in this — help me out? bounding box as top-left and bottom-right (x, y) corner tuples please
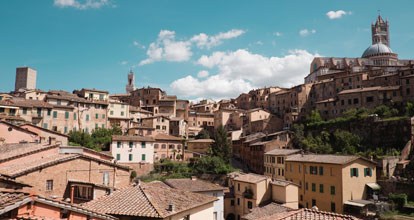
(1, 0), (414, 101)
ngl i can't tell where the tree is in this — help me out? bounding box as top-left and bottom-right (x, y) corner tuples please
(195, 129), (210, 139)
(406, 102), (414, 117)
(211, 126), (232, 163)
(332, 130), (362, 154)
(68, 130), (94, 149)
(291, 124), (305, 149)
(189, 156), (233, 174)
(307, 110), (323, 124)
(302, 131), (333, 154)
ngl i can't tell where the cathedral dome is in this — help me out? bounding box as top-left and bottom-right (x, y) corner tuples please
(362, 43), (393, 58)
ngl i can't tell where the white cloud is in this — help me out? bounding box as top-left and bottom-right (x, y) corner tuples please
(133, 41), (145, 49)
(326, 10), (350, 19)
(191, 29), (245, 49)
(139, 30), (192, 65)
(197, 70), (209, 78)
(53, 0), (112, 9)
(139, 29), (245, 65)
(170, 49), (319, 99)
(274, 32), (282, 37)
(120, 61), (128, 65)
(299, 29), (316, 37)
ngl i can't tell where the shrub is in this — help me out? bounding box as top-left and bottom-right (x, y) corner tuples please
(389, 193), (407, 209)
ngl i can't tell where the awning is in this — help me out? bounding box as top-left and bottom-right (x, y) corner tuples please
(366, 182), (381, 190)
(344, 201), (366, 207)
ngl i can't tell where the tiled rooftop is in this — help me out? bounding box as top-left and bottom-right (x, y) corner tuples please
(242, 203), (292, 220)
(265, 149), (301, 156)
(0, 143), (58, 163)
(285, 154), (360, 165)
(258, 208), (361, 220)
(164, 178), (226, 192)
(154, 133), (183, 141)
(83, 182), (217, 218)
(112, 135), (155, 142)
(233, 173), (270, 184)
(187, 139), (215, 143)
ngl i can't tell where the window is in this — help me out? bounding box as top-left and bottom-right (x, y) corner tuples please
(350, 168), (359, 177)
(22, 108), (27, 115)
(116, 154), (120, 160)
(331, 202), (336, 212)
(311, 183), (316, 192)
(231, 199), (235, 206)
(47, 109), (51, 116)
(129, 154), (133, 161)
(407, 88), (411, 95)
(110, 111), (114, 115)
(161, 144), (166, 149)
(102, 114), (105, 119)
(129, 142), (133, 148)
(310, 166), (318, 175)
(121, 111), (124, 116)
(95, 113), (99, 119)
(117, 142), (121, 148)
(319, 184), (324, 193)
(364, 168), (372, 177)
(154, 144), (159, 149)
(305, 182), (308, 191)
(46, 180), (53, 191)
(142, 154), (146, 161)
(64, 127), (68, 134)
(213, 212), (217, 220)
(57, 100), (61, 105)
(237, 198), (240, 205)
(74, 185), (93, 200)
(95, 123), (98, 129)
(156, 125), (160, 129)
(366, 96), (374, 102)
(237, 183), (240, 191)
(86, 114), (90, 121)
(43, 123), (48, 129)
(319, 166), (324, 176)
(247, 201), (253, 209)
(74, 113), (77, 120)
(103, 172), (109, 186)
(330, 186), (336, 195)
(53, 111), (57, 118)
(141, 142), (146, 148)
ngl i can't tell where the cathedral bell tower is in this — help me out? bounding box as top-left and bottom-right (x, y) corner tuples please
(371, 14), (390, 46)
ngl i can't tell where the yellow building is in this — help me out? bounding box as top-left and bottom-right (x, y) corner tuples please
(264, 149), (301, 179)
(285, 154), (378, 214)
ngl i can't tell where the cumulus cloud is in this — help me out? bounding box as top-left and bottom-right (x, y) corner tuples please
(191, 29), (245, 49)
(139, 29), (245, 65)
(53, 0), (112, 9)
(197, 70), (209, 78)
(299, 29), (316, 37)
(170, 49), (319, 99)
(139, 30), (192, 65)
(326, 10), (350, 19)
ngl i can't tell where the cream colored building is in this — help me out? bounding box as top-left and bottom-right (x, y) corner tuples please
(108, 100), (130, 132)
(264, 149), (301, 179)
(111, 135), (155, 164)
(285, 154), (378, 214)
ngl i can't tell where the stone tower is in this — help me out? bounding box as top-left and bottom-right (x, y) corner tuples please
(126, 70), (135, 93)
(15, 67), (37, 92)
(371, 14), (390, 46)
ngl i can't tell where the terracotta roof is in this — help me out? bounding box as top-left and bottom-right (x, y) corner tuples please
(0, 143), (58, 163)
(20, 123), (70, 138)
(0, 99), (53, 108)
(83, 182), (217, 218)
(242, 203), (292, 220)
(233, 173), (270, 184)
(0, 191), (117, 220)
(265, 149), (301, 156)
(154, 133), (183, 141)
(187, 139), (215, 143)
(164, 178), (226, 192)
(112, 135), (155, 142)
(0, 176), (32, 188)
(258, 208), (361, 220)
(0, 153), (129, 178)
(0, 121), (39, 136)
(285, 154), (362, 165)
(271, 179), (299, 187)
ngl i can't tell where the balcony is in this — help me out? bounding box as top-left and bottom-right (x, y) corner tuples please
(243, 188), (254, 199)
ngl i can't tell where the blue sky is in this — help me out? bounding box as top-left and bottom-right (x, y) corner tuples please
(1, 0), (414, 100)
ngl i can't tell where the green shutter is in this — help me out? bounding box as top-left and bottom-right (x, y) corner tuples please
(116, 154), (120, 160)
(142, 154), (146, 161)
(65, 111), (69, 119)
(356, 168), (359, 177)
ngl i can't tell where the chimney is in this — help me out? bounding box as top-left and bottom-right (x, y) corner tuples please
(168, 203), (175, 212)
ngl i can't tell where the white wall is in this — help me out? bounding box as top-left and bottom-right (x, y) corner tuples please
(111, 140), (154, 164)
(201, 191), (224, 220)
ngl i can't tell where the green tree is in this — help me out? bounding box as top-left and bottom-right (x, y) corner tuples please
(68, 130), (94, 149)
(373, 105), (398, 118)
(91, 128), (113, 150)
(302, 131), (333, 154)
(291, 124), (305, 149)
(195, 129), (210, 139)
(211, 126), (232, 163)
(406, 102), (414, 117)
(307, 110), (323, 124)
(189, 156), (233, 174)
(332, 130), (362, 154)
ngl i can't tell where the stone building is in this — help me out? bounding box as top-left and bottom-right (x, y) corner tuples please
(15, 67), (37, 91)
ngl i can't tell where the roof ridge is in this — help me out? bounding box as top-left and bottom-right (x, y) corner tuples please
(138, 184), (164, 218)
